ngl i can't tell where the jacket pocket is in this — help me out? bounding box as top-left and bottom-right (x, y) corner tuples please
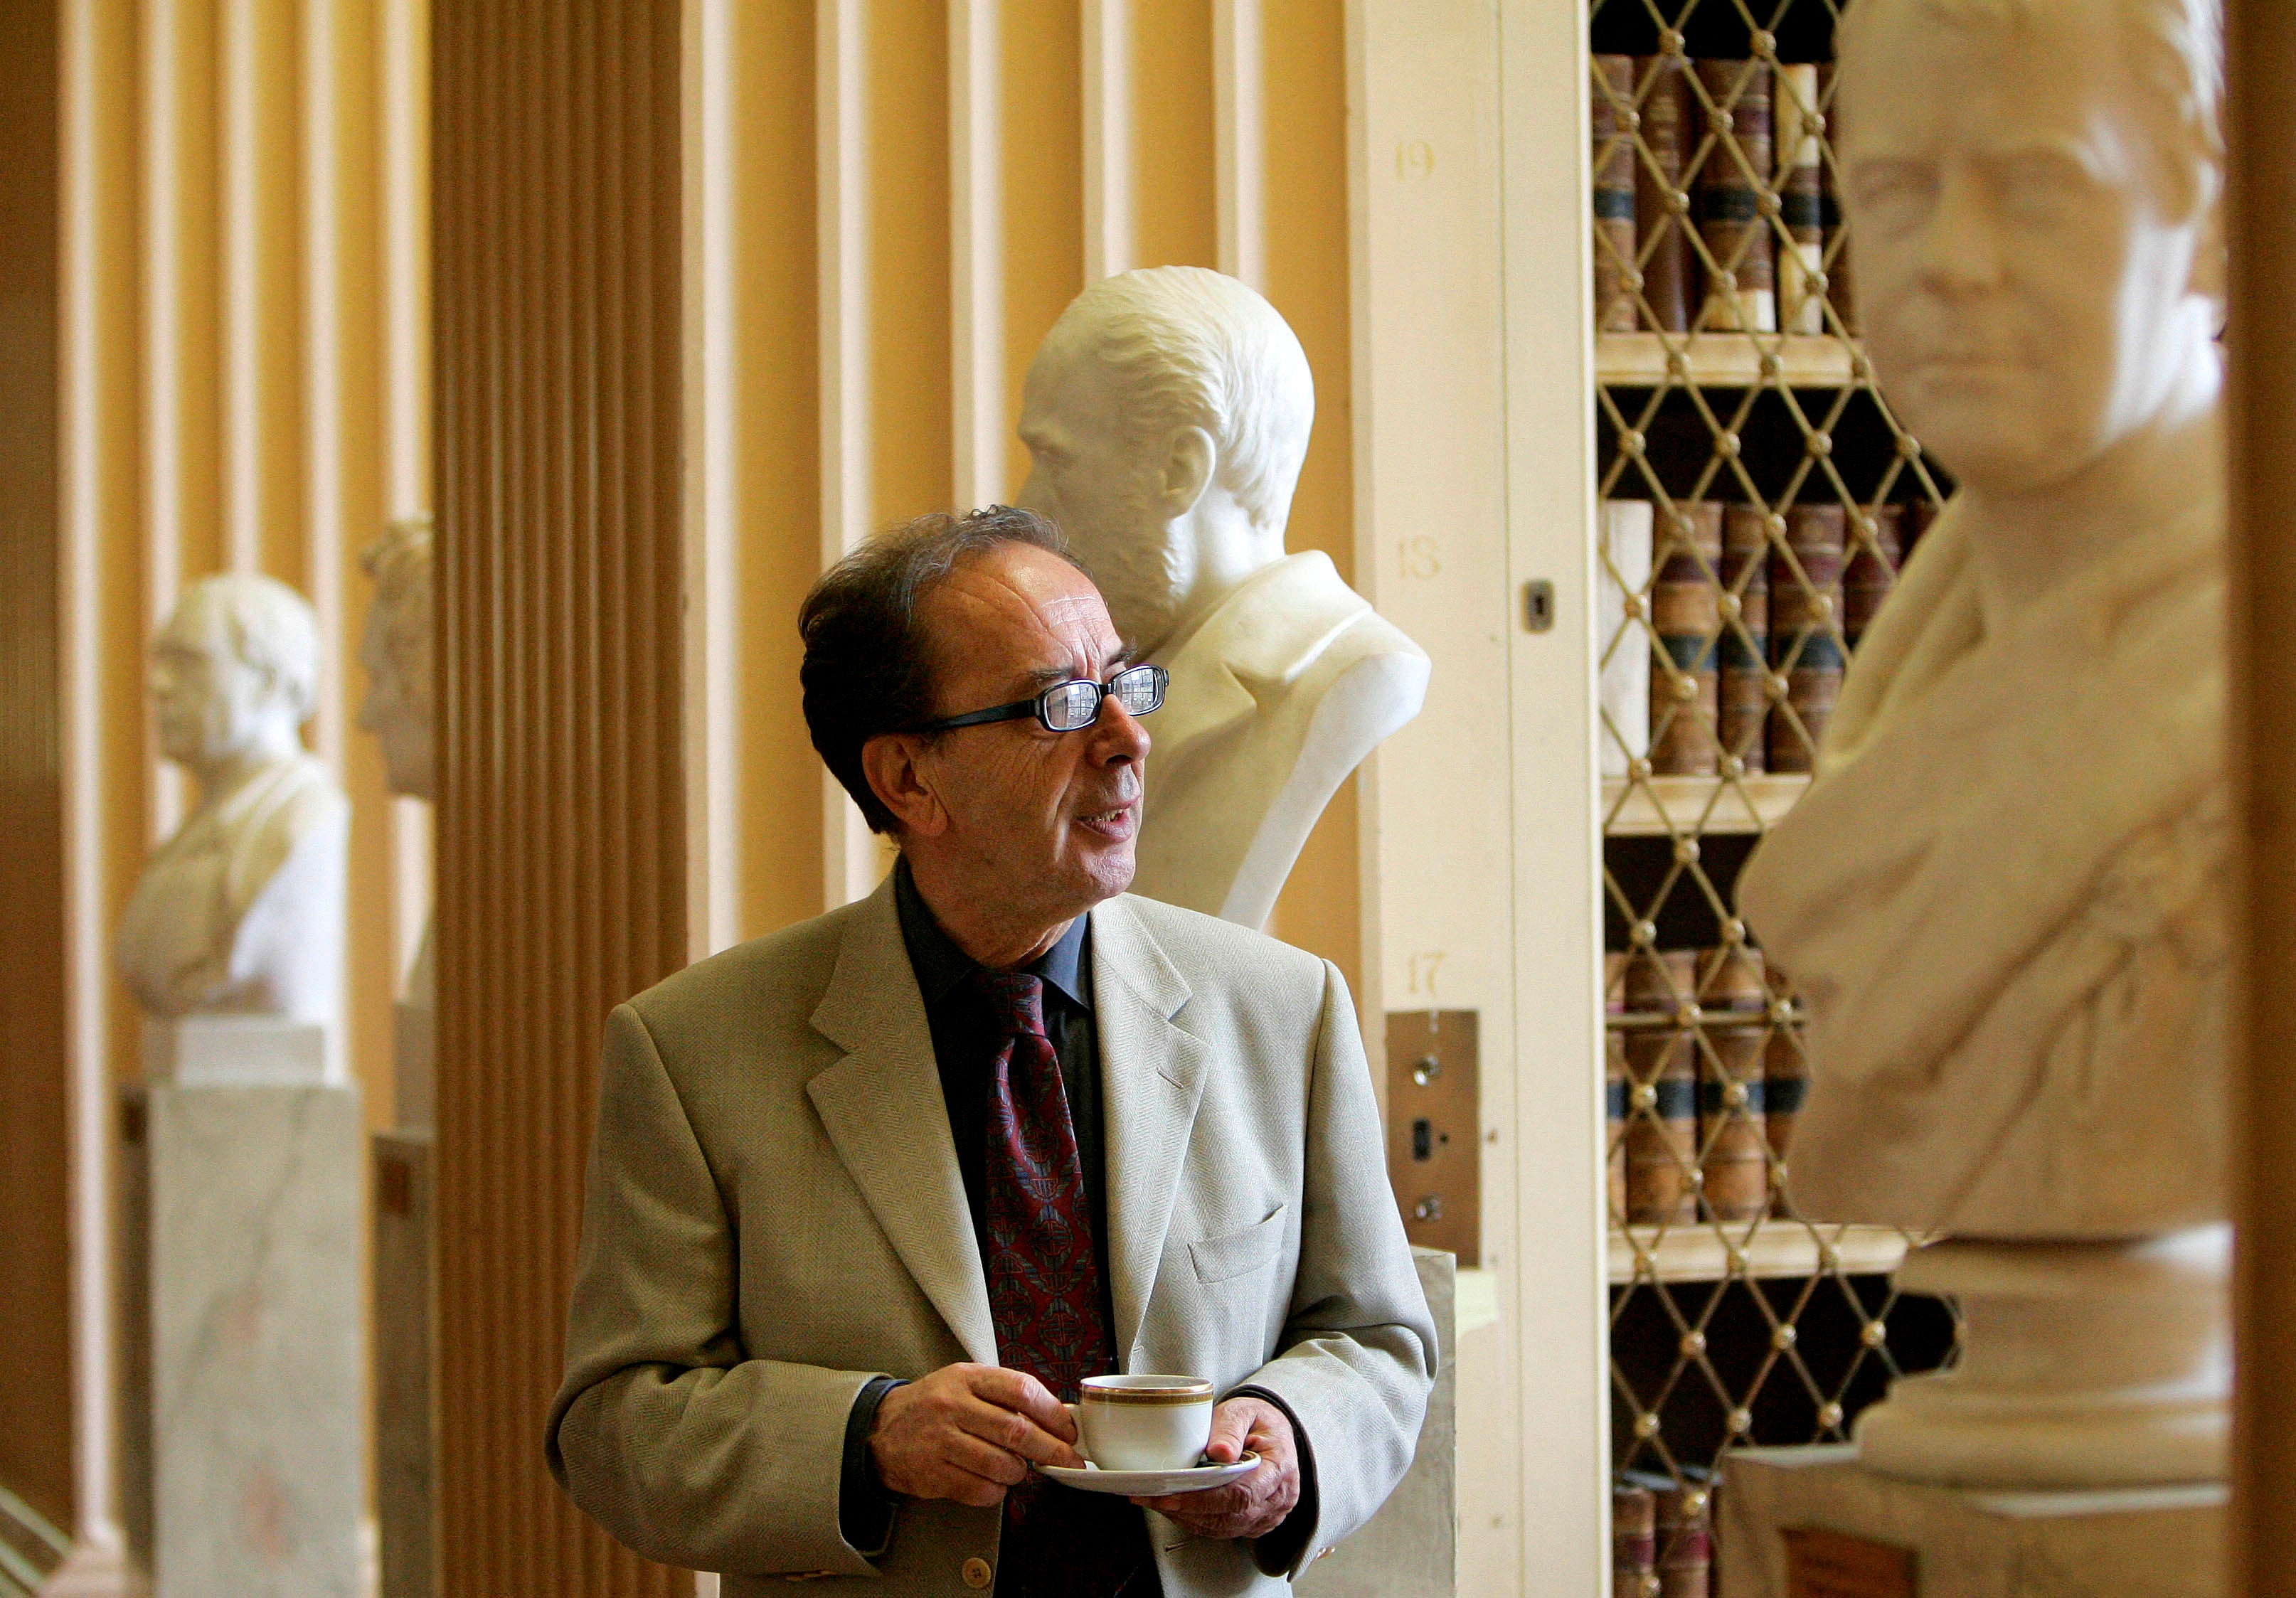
(1187, 1205), (1288, 1284)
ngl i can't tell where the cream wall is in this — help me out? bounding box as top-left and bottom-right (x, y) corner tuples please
(58, 0), (430, 1566)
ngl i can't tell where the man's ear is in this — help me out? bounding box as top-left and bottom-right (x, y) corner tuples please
(1156, 426), (1217, 518)
(861, 733), (950, 837)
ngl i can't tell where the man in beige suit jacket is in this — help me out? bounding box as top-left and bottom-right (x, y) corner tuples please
(548, 509), (1434, 1596)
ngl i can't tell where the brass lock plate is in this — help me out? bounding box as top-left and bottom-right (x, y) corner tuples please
(1385, 1009), (1479, 1264)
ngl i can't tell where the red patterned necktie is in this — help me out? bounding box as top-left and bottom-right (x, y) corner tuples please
(971, 969), (1144, 1598)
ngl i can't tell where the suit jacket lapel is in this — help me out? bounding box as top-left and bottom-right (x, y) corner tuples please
(806, 878), (999, 1365)
(1090, 897), (1211, 1363)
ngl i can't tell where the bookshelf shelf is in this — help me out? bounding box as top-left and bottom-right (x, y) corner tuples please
(1607, 1222), (1914, 1286)
(1601, 773), (1810, 836)
(1595, 331), (1869, 388)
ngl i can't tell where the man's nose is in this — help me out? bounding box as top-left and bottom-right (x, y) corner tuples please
(1090, 691), (1151, 762)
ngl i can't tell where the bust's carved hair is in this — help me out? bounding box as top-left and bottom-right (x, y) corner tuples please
(184, 572), (324, 723)
(361, 516), (434, 716)
(1050, 266), (1314, 536)
(1839, 0), (2223, 210)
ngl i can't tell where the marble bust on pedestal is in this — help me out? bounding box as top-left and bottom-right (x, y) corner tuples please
(1018, 266), (1430, 929)
(1737, 0), (2229, 1486)
(116, 572), (349, 1026)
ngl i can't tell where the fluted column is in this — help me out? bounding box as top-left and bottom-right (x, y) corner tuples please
(431, 0), (687, 1590)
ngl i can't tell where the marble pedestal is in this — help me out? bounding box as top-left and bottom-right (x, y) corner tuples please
(122, 1020), (365, 1598)
(1717, 1445), (2226, 1598)
(1294, 1248), (1456, 1597)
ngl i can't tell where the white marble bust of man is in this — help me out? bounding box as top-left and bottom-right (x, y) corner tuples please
(1738, 0), (2227, 1236)
(117, 573), (349, 1023)
(357, 516), (435, 1009)
(1018, 266), (1430, 927)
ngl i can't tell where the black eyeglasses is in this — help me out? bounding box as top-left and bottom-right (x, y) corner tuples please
(914, 663), (1168, 734)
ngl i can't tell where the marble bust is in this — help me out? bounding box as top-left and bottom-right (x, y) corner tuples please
(1738, 0), (2228, 1240)
(1017, 266), (1430, 929)
(358, 516), (435, 1008)
(117, 573), (349, 1025)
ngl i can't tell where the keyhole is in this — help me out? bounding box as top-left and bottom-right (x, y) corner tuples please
(1412, 1118), (1434, 1161)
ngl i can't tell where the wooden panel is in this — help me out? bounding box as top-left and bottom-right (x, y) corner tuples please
(432, 0), (687, 1586)
(0, 0), (75, 1532)
(2228, 2), (2296, 1591)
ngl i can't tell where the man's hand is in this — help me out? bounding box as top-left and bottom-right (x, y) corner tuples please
(1133, 1396), (1300, 1540)
(868, 1363), (1086, 1508)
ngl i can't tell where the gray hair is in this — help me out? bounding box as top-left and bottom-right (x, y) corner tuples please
(181, 572), (324, 723)
(1840, 0), (2223, 210)
(1050, 266), (1315, 536)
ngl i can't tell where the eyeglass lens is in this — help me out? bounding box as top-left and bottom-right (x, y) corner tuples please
(1042, 666), (1163, 731)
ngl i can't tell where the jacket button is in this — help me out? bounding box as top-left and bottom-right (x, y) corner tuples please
(962, 1555), (994, 1589)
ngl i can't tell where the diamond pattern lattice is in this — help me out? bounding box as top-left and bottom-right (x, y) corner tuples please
(1585, 1), (1962, 1591)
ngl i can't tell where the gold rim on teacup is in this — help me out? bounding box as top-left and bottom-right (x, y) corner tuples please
(1079, 1376), (1215, 1407)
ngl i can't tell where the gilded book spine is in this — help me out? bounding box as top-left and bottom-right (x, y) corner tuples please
(1719, 504), (1771, 774)
(1775, 63), (1825, 334)
(1614, 1482), (1657, 1596)
(1655, 1480), (1713, 1598)
(1843, 503), (1905, 650)
(1647, 502), (1723, 777)
(1768, 504), (1845, 774)
(1635, 56), (1696, 334)
(1608, 1028), (1630, 1223)
(1819, 62), (1855, 334)
(1765, 962), (1807, 1176)
(1594, 55), (1642, 332)
(1696, 60), (1775, 334)
(1701, 1026), (1770, 1222)
(1624, 949), (1699, 1226)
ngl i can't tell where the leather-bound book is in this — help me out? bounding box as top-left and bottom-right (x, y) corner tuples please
(1625, 1026), (1697, 1224)
(1718, 505), (1771, 773)
(1594, 55), (1641, 332)
(1608, 1028), (1631, 1223)
(1819, 61), (1854, 335)
(1625, 947), (1699, 1016)
(1655, 1479), (1713, 1598)
(1698, 942), (1766, 1013)
(1775, 63), (1825, 334)
(1647, 502), (1723, 775)
(1843, 503), (1905, 649)
(1702, 1025), (1770, 1222)
(1601, 500), (1655, 777)
(1695, 60), (1775, 333)
(1635, 55), (1697, 334)
(1606, 950), (1630, 1013)
(1614, 1481), (1658, 1597)
(1766, 1022), (1808, 1165)
(1768, 504), (1846, 773)
(1903, 496), (1939, 559)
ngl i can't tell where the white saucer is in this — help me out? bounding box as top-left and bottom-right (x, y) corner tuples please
(1036, 1451), (1259, 1496)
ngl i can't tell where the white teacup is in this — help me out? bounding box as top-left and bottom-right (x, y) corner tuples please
(1072, 1375), (1216, 1471)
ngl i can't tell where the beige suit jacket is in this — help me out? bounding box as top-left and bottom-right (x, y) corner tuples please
(546, 878), (1435, 1596)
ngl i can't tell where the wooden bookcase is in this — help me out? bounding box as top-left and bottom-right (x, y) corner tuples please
(1351, 0), (1962, 1592)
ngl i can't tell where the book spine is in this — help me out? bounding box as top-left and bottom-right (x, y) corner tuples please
(1601, 500), (1656, 777)
(1647, 502), (1723, 776)
(1655, 1486), (1713, 1598)
(1718, 505), (1770, 774)
(1766, 959), (1807, 1176)
(1635, 56), (1696, 334)
(1594, 55), (1642, 332)
(1625, 1028), (1698, 1225)
(1819, 61), (1854, 335)
(1614, 1482), (1658, 1595)
(1903, 496), (1939, 559)
(1843, 503), (1905, 649)
(1696, 942), (1767, 1013)
(1696, 60), (1775, 334)
(1768, 504), (1845, 774)
(1701, 1026), (1770, 1222)
(1608, 1028), (1631, 1224)
(1775, 63), (1824, 334)
(1624, 947), (1699, 1016)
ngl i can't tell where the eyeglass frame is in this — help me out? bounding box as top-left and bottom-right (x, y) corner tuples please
(909, 662), (1168, 735)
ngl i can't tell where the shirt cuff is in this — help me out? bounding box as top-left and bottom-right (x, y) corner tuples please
(1228, 1384), (1319, 1577)
(839, 1376), (905, 1559)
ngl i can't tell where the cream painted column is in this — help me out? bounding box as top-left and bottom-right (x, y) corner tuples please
(1083, 0), (1132, 279)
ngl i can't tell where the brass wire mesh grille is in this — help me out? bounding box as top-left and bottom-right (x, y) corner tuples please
(1585, 0), (1962, 1588)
